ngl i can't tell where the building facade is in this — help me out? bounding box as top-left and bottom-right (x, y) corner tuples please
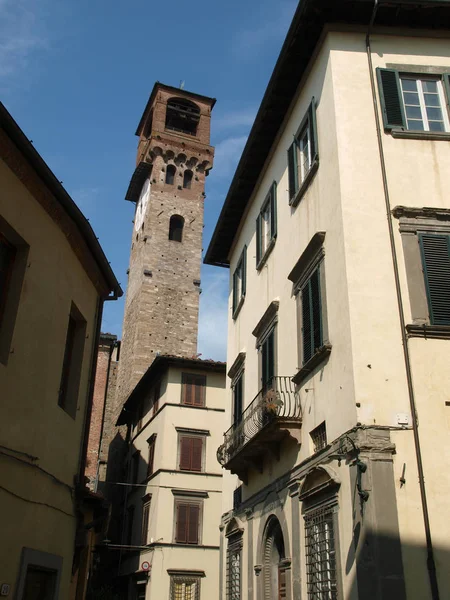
(117, 356), (225, 600)
(0, 103), (121, 599)
(205, 2), (450, 599)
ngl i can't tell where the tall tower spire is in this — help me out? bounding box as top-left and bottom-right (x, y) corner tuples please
(116, 83), (215, 402)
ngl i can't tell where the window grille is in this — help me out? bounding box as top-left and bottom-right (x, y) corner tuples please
(170, 576), (200, 600)
(304, 505), (337, 600)
(310, 421), (327, 453)
(233, 486), (242, 511)
(226, 533), (242, 600)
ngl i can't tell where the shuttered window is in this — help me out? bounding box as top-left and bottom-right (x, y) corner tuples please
(179, 436), (204, 472)
(377, 69), (450, 132)
(287, 98), (319, 204)
(419, 233), (450, 325)
(175, 501), (201, 544)
(232, 247), (247, 316)
(301, 267), (323, 365)
(58, 304), (87, 418)
(261, 328), (276, 388)
(256, 182), (277, 268)
(181, 373), (206, 407)
(0, 233), (15, 327)
(141, 500), (151, 545)
(152, 380), (161, 415)
(147, 435), (156, 477)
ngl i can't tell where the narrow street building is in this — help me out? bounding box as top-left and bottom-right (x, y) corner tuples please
(205, 1), (450, 599)
(89, 84), (226, 599)
(0, 103), (122, 599)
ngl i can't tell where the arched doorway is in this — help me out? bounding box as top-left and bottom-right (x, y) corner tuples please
(262, 516), (287, 599)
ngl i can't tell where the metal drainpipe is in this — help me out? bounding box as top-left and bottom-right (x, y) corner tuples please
(365, 3), (439, 599)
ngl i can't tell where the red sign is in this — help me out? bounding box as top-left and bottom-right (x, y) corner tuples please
(141, 561), (151, 572)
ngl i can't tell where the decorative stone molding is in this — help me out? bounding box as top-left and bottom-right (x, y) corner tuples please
(254, 564), (262, 576)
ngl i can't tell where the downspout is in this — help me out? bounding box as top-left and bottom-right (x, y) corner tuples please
(365, 3), (440, 599)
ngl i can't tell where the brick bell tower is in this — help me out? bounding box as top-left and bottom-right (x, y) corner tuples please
(116, 83), (215, 402)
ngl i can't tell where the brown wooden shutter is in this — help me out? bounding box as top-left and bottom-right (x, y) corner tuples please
(193, 375), (206, 406)
(191, 437), (203, 471)
(187, 504), (200, 544)
(176, 503), (188, 543)
(141, 501), (150, 545)
(182, 374), (194, 405)
(179, 437), (191, 470)
(147, 438), (155, 477)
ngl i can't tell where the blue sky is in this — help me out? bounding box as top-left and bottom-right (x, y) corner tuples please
(1, 0), (297, 360)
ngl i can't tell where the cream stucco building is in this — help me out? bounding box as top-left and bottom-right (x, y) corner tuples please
(0, 104), (121, 599)
(205, 1), (450, 599)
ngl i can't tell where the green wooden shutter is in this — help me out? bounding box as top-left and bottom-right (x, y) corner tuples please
(309, 97), (319, 164)
(270, 182), (277, 239)
(376, 68), (406, 130)
(232, 269), (238, 313)
(302, 280), (313, 364)
(256, 215), (262, 265)
(287, 142), (298, 201)
(302, 268), (322, 364)
(443, 74), (450, 109)
(311, 267), (323, 352)
(419, 234), (450, 325)
(242, 246), (247, 296)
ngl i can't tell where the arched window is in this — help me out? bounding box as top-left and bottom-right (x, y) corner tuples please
(262, 517), (286, 600)
(165, 98), (200, 136)
(169, 215), (184, 242)
(183, 170), (193, 189)
(165, 164), (176, 185)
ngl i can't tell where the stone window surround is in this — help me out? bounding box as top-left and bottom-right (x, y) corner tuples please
(175, 427), (209, 473)
(14, 548), (63, 600)
(252, 301), (279, 388)
(393, 205), (450, 338)
(172, 496), (204, 546)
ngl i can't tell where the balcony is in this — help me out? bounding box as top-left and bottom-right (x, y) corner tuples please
(217, 376), (301, 482)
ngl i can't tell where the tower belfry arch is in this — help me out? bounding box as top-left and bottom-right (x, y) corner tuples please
(116, 83), (216, 404)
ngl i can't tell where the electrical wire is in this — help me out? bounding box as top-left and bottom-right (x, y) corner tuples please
(0, 484), (74, 518)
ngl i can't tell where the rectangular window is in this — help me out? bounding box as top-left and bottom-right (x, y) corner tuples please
(23, 566), (57, 600)
(226, 533), (243, 600)
(305, 506), (337, 600)
(170, 576), (201, 600)
(232, 247), (247, 317)
(260, 327), (276, 389)
(147, 435), (156, 478)
(58, 304), (87, 418)
(174, 501), (201, 544)
(310, 421), (327, 453)
(179, 436), (204, 472)
(301, 267), (323, 365)
(288, 98), (319, 205)
(0, 232), (16, 327)
(419, 233), (450, 325)
(232, 372), (243, 427)
(141, 498), (151, 546)
(377, 69), (450, 132)
(152, 380), (161, 415)
(181, 373), (206, 407)
(256, 182), (277, 268)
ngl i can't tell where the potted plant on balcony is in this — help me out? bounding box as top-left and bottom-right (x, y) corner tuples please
(263, 389), (283, 418)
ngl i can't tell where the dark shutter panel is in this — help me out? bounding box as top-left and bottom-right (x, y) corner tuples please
(267, 330), (275, 384)
(444, 74), (450, 109)
(242, 246), (247, 297)
(419, 234), (450, 325)
(147, 439), (155, 477)
(311, 267), (323, 352)
(309, 97), (319, 164)
(179, 437), (191, 470)
(287, 142), (298, 201)
(191, 437), (203, 471)
(141, 502), (150, 545)
(270, 182), (277, 239)
(256, 215), (262, 265)
(232, 270), (237, 313)
(302, 280), (313, 364)
(187, 504), (200, 544)
(376, 68), (406, 130)
(176, 503), (188, 543)
(193, 376), (205, 406)
(182, 374), (194, 405)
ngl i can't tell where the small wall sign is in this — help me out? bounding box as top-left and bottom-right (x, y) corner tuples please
(1, 584), (10, 596)
(141, 561), (151, 572)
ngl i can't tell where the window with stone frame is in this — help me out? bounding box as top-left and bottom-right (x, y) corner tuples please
(226, 523), (243, 600)
(232, 246), (247, 319)
(169, 575), (201, 600)
(256, 182), (277, 269)
(174, 500), (202, 545)
(178, 434), (204, 472)
(181, 373), (206, 407)
(141, 495), (151, 546)
(147, 434), (156, 478)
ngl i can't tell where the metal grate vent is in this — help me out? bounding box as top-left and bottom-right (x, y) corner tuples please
(310, 421), (327, 453)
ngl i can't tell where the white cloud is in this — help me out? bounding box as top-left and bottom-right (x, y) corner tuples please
(233, 0), (297, 60)
(213, 108), (257, 135)
(0, 0), (47, 84)
(198, 269), (229, 362)
(212, 135), (248, 179)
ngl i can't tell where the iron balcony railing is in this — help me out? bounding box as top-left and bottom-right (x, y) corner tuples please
(217, 376), (301, 466)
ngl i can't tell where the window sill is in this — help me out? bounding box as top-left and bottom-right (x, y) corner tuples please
(391, 129), (450, 141)
(232, 295), (245, 320)
(406, 324), (450, 339)
(256, 236), (276, 271)
(292, 343), (332, 385)
(289, 159), (319, 208)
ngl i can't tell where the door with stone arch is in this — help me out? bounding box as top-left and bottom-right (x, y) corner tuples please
(262, 516), (287, 599)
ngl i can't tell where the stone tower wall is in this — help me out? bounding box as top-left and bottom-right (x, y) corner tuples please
(116, 86), (215, 404)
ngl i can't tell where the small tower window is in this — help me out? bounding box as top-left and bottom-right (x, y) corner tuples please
(169, 215), (184, 242)
(165, 98), (200, 136)
(183, 170), (193, 189)
(166, 164), (176, 185)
